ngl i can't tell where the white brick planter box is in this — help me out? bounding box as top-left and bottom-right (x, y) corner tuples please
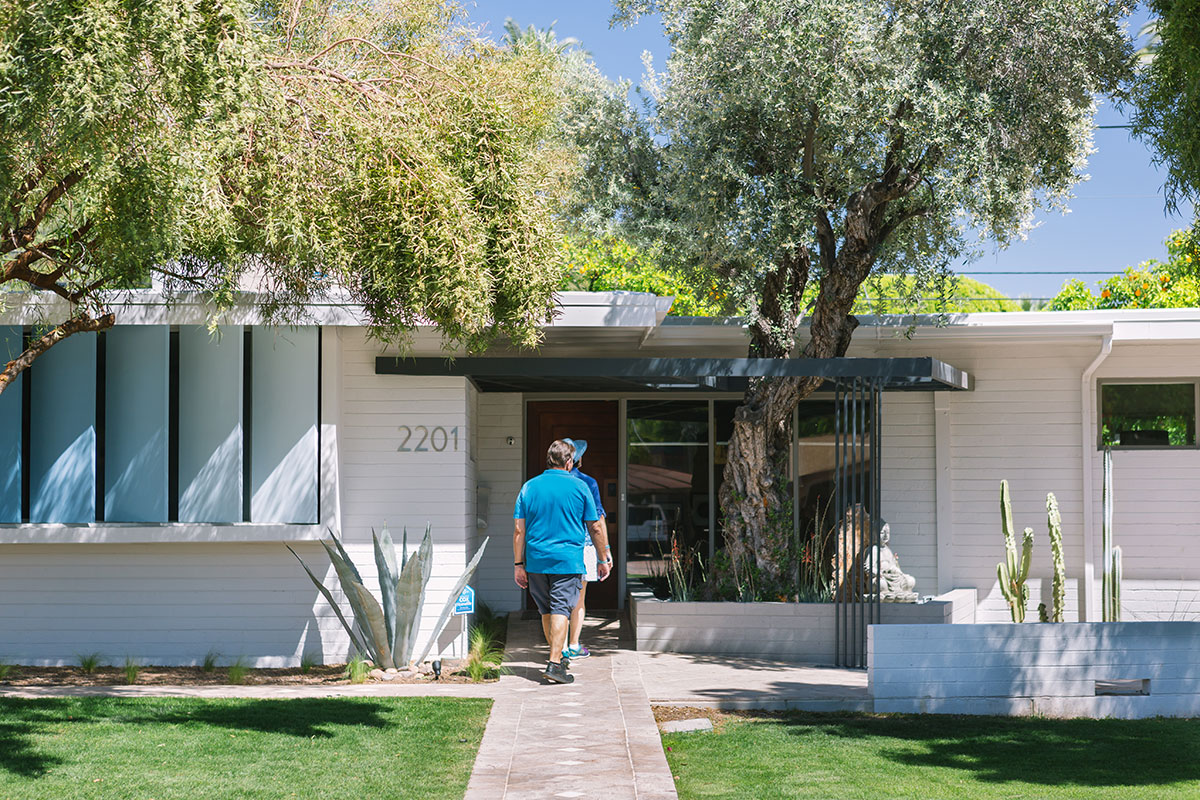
(870, 621), (1200, 718)
(629, 584), (974, 664)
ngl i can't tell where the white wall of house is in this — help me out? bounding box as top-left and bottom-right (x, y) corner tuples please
(7, 297), (1200, 669)
(0, 326), (479, 667)
(472, 393), (525, 614)
(868, 336), (1096, 623)
(1094, 341), (1200, 622)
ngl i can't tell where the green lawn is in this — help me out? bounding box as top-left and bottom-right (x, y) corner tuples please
(663, 711), (1200, 800)
(0, 696), (491, 800)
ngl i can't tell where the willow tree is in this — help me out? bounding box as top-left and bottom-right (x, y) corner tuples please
(1, 0), (568, 394)
(587, 0), (1133, 596)
(224, 1), (568, 351)
(0, 0), (258, 391)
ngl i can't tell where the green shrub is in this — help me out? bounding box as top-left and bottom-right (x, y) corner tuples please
(0, 662), (14, 680)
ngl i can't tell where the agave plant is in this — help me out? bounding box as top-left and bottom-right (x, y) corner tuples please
(288, 526), (488, 669)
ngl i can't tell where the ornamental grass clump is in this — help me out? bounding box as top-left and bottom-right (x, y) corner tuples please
(77, 653), (103, 675)
(346, 655), (370, 684)
(227, 658), (249, 685)
(463, 628), (505, 683)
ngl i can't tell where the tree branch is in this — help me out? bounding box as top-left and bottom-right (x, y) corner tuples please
(7, 155), (52, 228)
(0, 312), (115, 396)
(8, 167), (89, 250)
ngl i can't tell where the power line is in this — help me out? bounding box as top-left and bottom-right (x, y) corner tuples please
(961, 271), (1133, 275)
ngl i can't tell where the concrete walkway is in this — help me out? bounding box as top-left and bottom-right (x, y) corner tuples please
(464, 613), (676, 800)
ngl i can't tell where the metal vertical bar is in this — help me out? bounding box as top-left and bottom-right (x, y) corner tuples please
(878, 383), (888, 633)
(708, 399), (716, 564)
(854, 379), (864, 666)
(851, 377), (860, 667)
(834, 381), (844, 666)
(792, 403), (800, 593)
(617, 398), (628, 609)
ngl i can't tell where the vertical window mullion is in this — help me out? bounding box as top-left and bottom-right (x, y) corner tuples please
(95, 331), (106, 522)
(242, 328), (252, 523)
(20, 327), (31, 523)
(168, 329), (179, 522)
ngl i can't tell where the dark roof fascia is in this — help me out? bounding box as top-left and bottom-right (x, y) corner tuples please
(375, 356), (972, 392)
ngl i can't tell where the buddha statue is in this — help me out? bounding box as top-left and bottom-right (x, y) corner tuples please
(866, 522), (918, 602)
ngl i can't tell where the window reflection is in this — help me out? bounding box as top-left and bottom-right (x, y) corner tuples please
(626, 400), (708, 581)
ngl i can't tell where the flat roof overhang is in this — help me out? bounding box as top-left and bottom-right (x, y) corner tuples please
(375, 356), (972, 393)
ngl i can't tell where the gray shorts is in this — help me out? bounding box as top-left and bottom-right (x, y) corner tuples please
(527, 573), (582, 617)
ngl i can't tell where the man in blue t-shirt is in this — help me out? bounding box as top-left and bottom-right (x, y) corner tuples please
(562, 438), (611, 661)
(514, 439), (610, 684)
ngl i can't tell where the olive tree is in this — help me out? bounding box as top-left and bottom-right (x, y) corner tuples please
(583, 0), (1134, 595)
(1129, 0), (1200, 222)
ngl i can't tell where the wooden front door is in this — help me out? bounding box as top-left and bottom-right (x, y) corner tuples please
(525, 401), (620, 609)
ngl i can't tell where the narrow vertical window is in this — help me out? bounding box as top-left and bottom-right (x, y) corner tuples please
(29, 332), (96, 522)
(0, 326), (22, 523)
(178, 326), (243, 522)
(104, 327), (169, 521)
(250, 327), (318, 523)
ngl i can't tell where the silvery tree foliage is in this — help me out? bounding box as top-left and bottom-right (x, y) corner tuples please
(579, 0), (1134, 595)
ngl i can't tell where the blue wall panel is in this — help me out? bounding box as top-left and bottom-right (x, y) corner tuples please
(178, 326), (242, 522)
(251, 328), (318, 524)
(0, 327), (22, 522)
(105, 327), (169, 522)
(30, 332), (96, 523)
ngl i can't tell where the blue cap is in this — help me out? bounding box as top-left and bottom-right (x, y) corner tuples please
(562, 438), (588, 463)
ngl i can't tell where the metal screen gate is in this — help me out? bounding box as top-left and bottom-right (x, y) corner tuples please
(833, 377), (882, 668)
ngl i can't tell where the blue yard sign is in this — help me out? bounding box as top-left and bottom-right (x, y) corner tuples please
(454, 585), (475, 615)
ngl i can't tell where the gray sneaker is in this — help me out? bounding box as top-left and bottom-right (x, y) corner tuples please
(544, 660), (574, 684)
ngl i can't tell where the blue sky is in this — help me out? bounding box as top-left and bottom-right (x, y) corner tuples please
(466, 2), (1194, 301)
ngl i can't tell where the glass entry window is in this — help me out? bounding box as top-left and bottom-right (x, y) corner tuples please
(625, 401), (709, 582)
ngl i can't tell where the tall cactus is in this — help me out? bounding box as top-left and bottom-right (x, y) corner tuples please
(1102, 448), (1122, 621)
(998, 480), (1034, 623)
(1046, 492), (1066, 622)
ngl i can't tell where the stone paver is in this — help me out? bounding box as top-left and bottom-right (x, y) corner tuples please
(465, 613), (676, 800)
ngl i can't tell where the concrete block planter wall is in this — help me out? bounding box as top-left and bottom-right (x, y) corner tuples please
(628, 584), (975, 664)
(870, 621), (1200, 718)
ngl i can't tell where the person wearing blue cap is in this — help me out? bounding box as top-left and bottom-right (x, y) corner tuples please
(513, 439), (610, 684)
(562, 437), (610, 659)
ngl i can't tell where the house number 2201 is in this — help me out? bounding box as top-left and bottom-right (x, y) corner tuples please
(397, 425), (460, 452)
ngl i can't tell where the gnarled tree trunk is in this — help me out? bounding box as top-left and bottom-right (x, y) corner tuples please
(718, 199), (888, 598)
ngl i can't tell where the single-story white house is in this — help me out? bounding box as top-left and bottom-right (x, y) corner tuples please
(1, 290), (1198, 666)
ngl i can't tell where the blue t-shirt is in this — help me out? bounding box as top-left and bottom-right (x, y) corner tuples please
(570, 468), (606, 518)
(514, 469), (599, 574)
